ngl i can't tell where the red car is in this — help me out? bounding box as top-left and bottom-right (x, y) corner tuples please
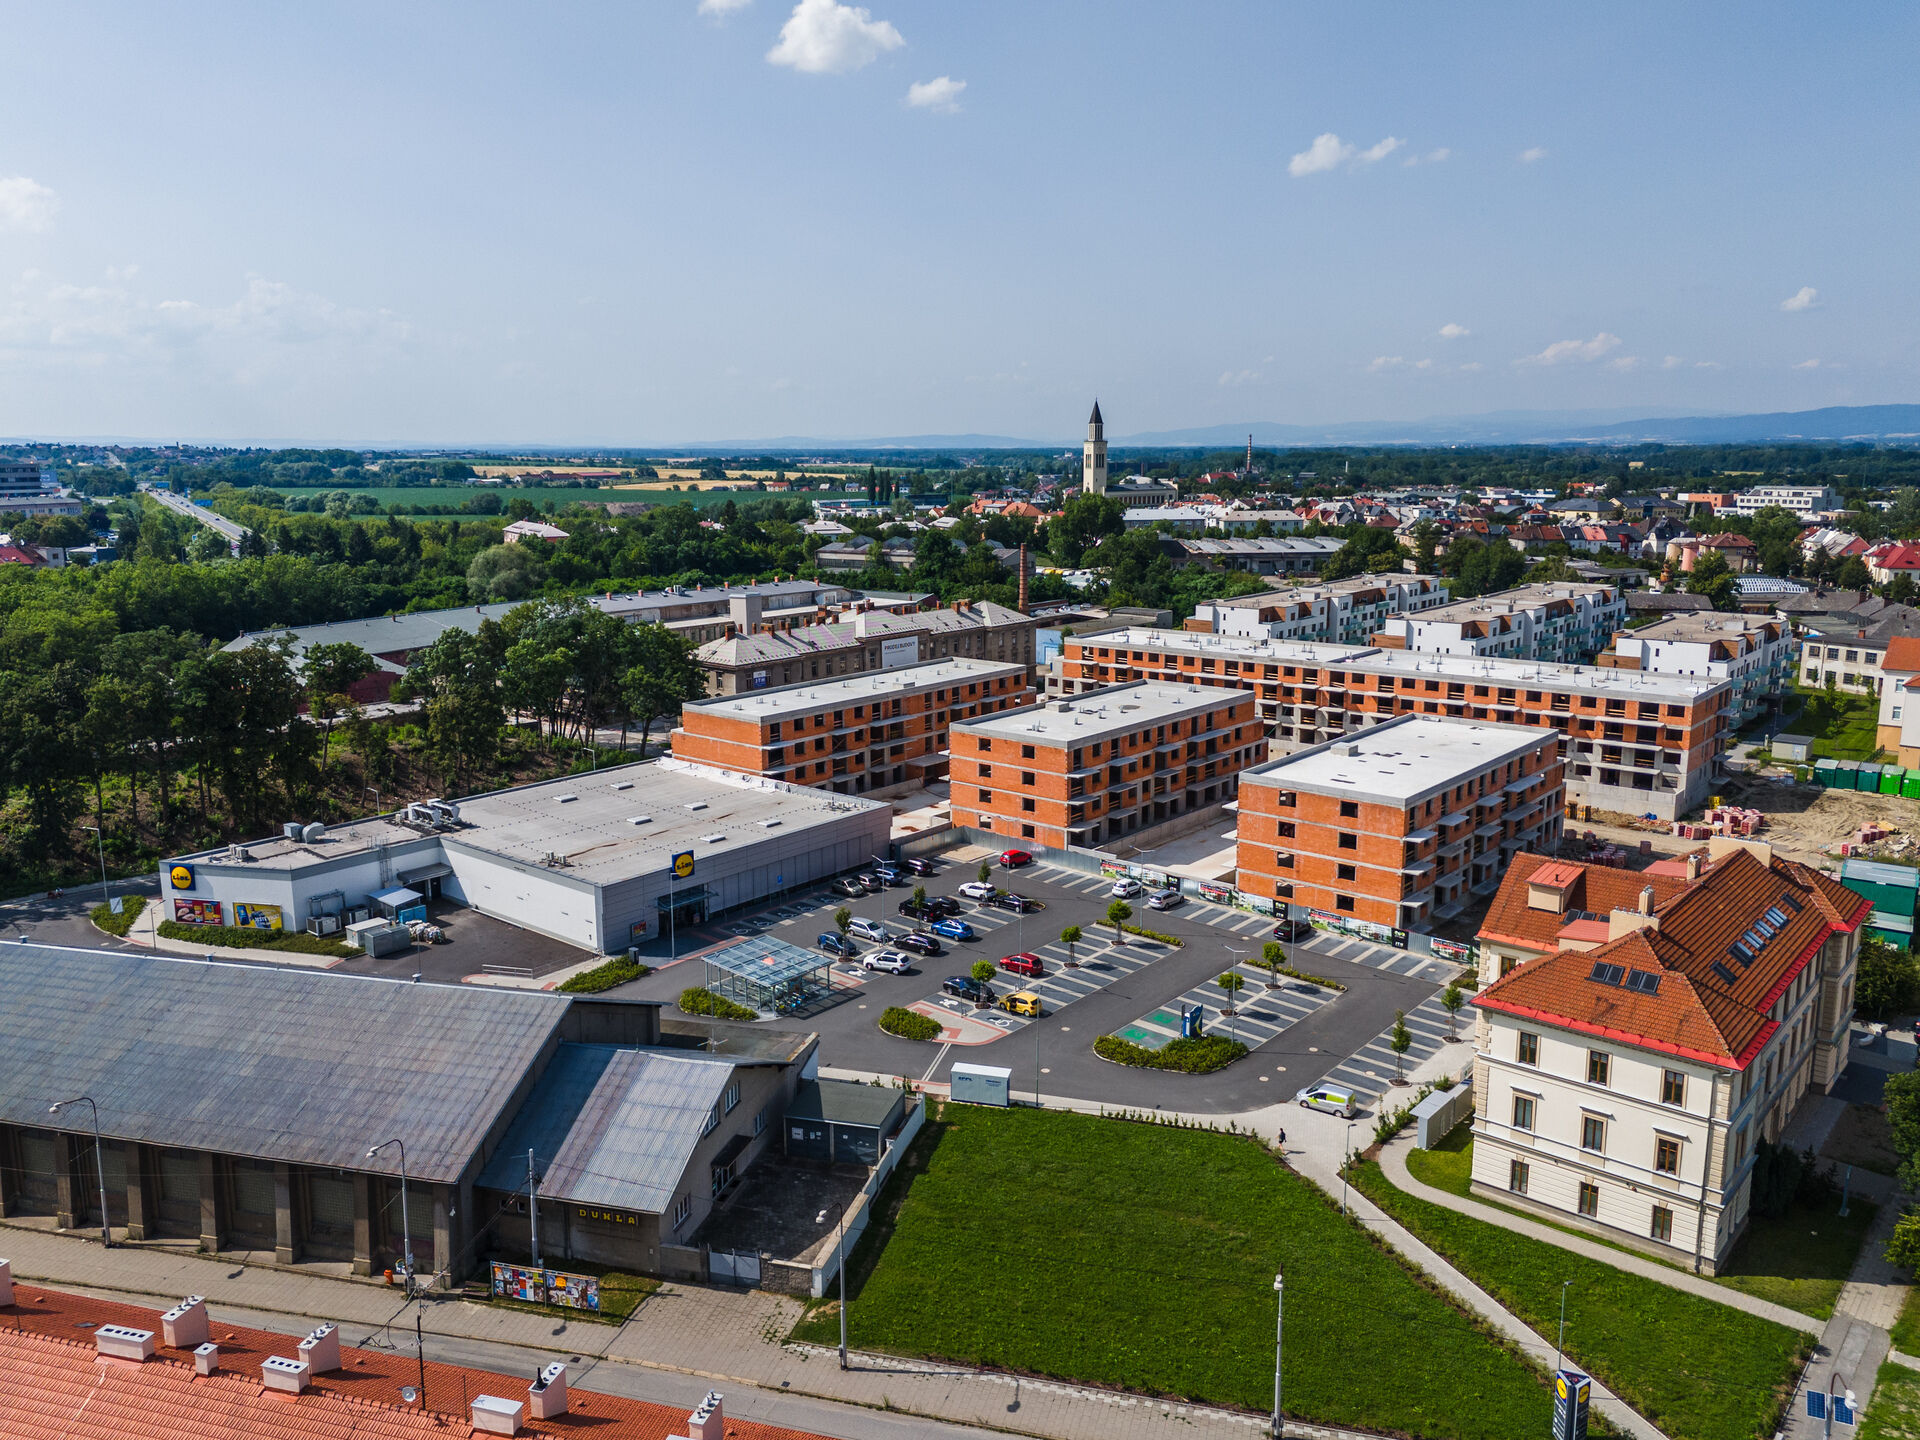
(999, 952), (1044, 977)
(999, 849), (1033, 869)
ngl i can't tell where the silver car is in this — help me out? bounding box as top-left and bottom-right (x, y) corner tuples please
(862, 949), (913, 975)
(848, 916), (892, 942)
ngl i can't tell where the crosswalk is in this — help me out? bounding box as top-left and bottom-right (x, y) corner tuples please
(1314, 990), (1464, 1108)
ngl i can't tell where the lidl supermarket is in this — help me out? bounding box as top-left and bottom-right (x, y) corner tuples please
(158, 759), (891, 953)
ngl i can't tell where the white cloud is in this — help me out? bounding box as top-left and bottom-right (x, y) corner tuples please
(697, 0), (751, 15)
(1660, 355), (1683, 369)
(1367, 355), (1406, 372)
(1217, 368), (1262, 387)
(906, 76), (965, 113)
(1459, 361), (1485, 372)
(1403, 147), (1451, 167)
(1793, 358), (1822, 370)
(1520, 331), (1621, 366)
(767, 0), (903, 74)
(1780, 286), (1819, 312)
(0, 177), (58, 233)
(1694, 360), (1723, 370)
(1288, 133), (1405, 177)
(1518, 146), (1548, 164)
(1606, 355), (1641, 372)
(1438, 323), (1469, 339)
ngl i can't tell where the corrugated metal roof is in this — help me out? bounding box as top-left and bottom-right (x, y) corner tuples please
(786, 1078), (904, 1129)
(0, 945), (567, 1183)
(475, 1044), (737, 1213)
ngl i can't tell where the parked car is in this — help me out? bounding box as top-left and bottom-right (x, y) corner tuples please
(1109, 878), (1143, 899)
(989, 891), (1039, 914)
(818, 932), (856, 958)
(998, 952), (1044, 977)
(999, 849), (1033, 868)
(874, 862), (906, 884)
(831, 877), (865, 899)
(929, 917), (977, 942)
(1295, 1085), (1357, 1118)
(942, 974), (993, 1005)
(1000, 990), (1043, 1018)
(1147, 889), (1185, 912)
(896, 931), (944, 957)
(862, 949), (913, 975)
(897, 895), (962, 922)
(848, 916), (891, 942)
(958, 880), (997, 900)
(1272, 918), (1314, 942)
(856, 872), (886, 892)
(903, 856), (935, 877)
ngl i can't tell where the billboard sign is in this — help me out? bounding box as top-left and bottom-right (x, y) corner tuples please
(879, 636), (919, 670)
(672, 851), (696, 881)
(488, 1262), (601, 1312)
(173, 899), (224, 926)
(233, 903), (283, 931)
(1552, 1369), (1590, 1440)
(1430, 936), (1479, 967)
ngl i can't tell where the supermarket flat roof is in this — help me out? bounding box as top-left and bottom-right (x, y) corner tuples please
(1240, 716), (1553, 805)
(1076, 627), (1729, 702)
(683, 657), (1027, 722)
(952, 680), (1243, 744)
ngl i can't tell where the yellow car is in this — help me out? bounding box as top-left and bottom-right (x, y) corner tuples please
(1001, 990), (1043, 1018)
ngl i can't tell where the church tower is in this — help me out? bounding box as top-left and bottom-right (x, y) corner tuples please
(1081, 399), (1108, 495)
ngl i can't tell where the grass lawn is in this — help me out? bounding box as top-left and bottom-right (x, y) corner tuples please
(792, 1106), (1568, 1440)
(1354, 1159), (1808, 1440)
(1798, 686), (1886, 762)
(1892, 1289), (1920, 1357)
(1861, 1361), (1920, 1440)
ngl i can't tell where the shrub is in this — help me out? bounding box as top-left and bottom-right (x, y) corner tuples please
(880, 1007), (942, 1041)
(1094, 1034), (1248, 1073)
(558, 956), (651, 994)
(1119, 923), (1184, 947)
(156, 920), (351, 957)
(1271, 965), (1346, 991)
(678, 987), (756, 1020)
(90, 901), (139, 938)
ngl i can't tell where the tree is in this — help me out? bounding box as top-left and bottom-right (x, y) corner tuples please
(1261, 940), (1285, 989)
(1441, 982), (1465, 1040)
(1889, 1071), (1920, 1193)
(978, 861), (992, 884)
(1216, 971), (1244, 1014)
(1060, 924), (1082, 966)
(1106, 899), (1133, 944)
(911, 885), (928, 910)
(834, 907), (852, 937)
(1684, 549), (1737, 610)
(1054, 493), (1125, 565)
(1834, 555), (1873, 592)
(1389, 1009), (1413, 1081)
(969, 958), (997, 987)
(1446, 535), (1528, 598)
(1319, 526), (1403, 582)
(619, 622), (703, 758)
(1856, 936), (1920, 1021)
(1887, 1210), (1920, 1273)
(1408, 520), (1440, 574)
(301, 641), (376, 774)
(466, 543), (544, 602)
(1524, 553), (1583, 585)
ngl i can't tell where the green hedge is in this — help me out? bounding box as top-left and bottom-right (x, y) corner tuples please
(156, 919), (352, 957)
(678, 986), (756, 1020)
(1118, 923), (1184, 947)
(880, 1007), (942, 1041)
(557, 956), (651, 994)
(1094, 1034), (1248, 1073)
(1267, 965), (1346, 991)
(90, 901), (139, 938)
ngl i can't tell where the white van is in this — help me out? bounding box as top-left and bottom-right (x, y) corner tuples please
(1295, 1084), (1358, 1118)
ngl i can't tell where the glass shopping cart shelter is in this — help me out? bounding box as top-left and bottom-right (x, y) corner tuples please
(702, 935), (835, 1016)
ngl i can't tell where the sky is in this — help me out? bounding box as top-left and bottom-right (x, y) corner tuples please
(0, 2), (1915, 446)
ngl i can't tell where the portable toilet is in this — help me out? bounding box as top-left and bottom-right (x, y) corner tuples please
(1835, 761), (1861, 790)
(1815, 758), (1838, 788)
(1860, 763), (1884, 793)
(1884, 767), (1907, 795)
(1906, 770), (1920, 799)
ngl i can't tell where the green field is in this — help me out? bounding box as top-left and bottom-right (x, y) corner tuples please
(792, 1106), (1569, 1440)
(1797, 685), (1886, 762)
(1861, 1361), (1920, 1440)
(1354, 1159), (1808, 1440)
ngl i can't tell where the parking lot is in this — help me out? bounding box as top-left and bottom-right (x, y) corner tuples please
(609, 852), (1462, 1114)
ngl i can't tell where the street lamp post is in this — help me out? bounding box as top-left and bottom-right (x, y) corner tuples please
(1270, 1270), (1284, 1439)
(1342, 1120), (1357, 1215)
(366, 1138), (415, 1293)
(82, 826), (110, 915)
(49, 1097), (111, 1247)
(1554, 1278), (1572, 1373)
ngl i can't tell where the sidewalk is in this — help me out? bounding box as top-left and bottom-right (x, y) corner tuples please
(1783, 1192), (1907, 1438)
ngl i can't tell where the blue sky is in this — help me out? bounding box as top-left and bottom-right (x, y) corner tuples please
(0, 2), (1914, 445)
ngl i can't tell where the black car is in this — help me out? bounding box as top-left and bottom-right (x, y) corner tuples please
(818, 932), (857, 957)
(903, 856), (935, 877)
(896, 931), (945, 957)
(989, 891), (1039, 914)
(1272, 918), (1314, 942)
(899, 895), (963, 922)
(942, 975), (992, 1004)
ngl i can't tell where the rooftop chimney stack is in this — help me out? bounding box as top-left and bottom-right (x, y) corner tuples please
(687, 1391), (727, 1440)
(299, 1322), (341, 1374)
(1639, 885), (1656, 916)
(0, 1258), (11, 1307)
(529, 1362), (570, 1419)
(161, 1296), (209, 1348)
(1685, 851), (1703, 881)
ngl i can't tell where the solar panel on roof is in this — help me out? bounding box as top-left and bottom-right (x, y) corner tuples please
(1729, 942), (1754, 966)
(1764, 905), (1789, 928)
(1711, 961), (1739, 986)
(1781, 893), (1804, 912)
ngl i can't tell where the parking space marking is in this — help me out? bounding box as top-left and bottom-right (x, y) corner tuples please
(1116, 959), (1340, 1052)
(1312, 991), (1462, 1108)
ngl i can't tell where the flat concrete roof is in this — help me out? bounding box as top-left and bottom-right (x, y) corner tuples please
(1078, 628), (1730, 703)
(683, 657), (1026, 722)
(953, 680), (1242, 744)
(174, 759), (886, 884)
(1241, 716), (1551, 805)
(1403, 581), (1621, 625)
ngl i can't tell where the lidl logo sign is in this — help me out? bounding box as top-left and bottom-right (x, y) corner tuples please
(169, 864), (195, 891)
(672, 851), (695, 880)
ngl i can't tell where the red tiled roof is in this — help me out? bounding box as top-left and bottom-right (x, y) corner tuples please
(0, 544), (43, 565)
(1475, 848), (1870, 1067)
(1882, 635), (1920, 675)
(0, 1285), (831, 1440)
(1477, 852), (1695, 955)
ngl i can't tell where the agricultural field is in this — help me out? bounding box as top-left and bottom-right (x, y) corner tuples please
(791, 1105), (1564, 1440)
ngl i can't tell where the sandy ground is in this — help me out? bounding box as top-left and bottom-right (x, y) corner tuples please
(1714, 771), (1920, 866)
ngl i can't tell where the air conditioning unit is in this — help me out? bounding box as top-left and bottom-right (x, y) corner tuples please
(309, 914), (343, 937)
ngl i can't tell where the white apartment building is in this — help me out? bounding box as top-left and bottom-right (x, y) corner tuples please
(1195, 574), (1451, 645)
(1174, 537), (1346, 575)
(1730, 485), (1844, 518)
(1598, 613), (1791, 727)
(1470, 841), (1866, 1273)
(1372, 582), (1628, 666)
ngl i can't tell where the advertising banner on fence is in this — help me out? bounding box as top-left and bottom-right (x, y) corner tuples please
(1307, 909), (1400, 947)
(490, 1262), (545, 1303)
(1429, 937), (1479, 967)
(488, 1262), (601, 1311)
(173, 899), (224, 926)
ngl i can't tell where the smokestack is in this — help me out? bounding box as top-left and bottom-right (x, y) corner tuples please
(1018, 544), (1028, 613)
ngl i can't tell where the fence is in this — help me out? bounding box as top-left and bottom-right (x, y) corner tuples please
(810, 1094), (928, 1298)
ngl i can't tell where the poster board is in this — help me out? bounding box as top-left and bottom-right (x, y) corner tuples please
(173, 899), (224, 926)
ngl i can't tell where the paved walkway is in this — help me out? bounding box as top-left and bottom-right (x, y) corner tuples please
(1377, 1135), (1822, 1333)
(1783, 1192), (1907, 1438)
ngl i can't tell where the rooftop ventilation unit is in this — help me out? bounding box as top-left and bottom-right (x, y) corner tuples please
(282, 822), (303, 841)
(686, 801), (709, 811)
(627, 815), (651, 825)
(760, 818), (782, 828)
(556, 794), (578, 804)
(701, 833), (727, 843)
(613, 781), (634, 791)
(301, 822), (326, 843)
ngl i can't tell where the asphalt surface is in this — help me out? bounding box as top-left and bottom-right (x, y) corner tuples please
(607, 859), (1452, 1112)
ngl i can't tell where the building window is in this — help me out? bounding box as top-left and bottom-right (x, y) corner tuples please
(1661, 1069), (1686, 1107)
(1509, 1160), (1529, 1195)
(1517, 1031), (1539, 1066)
(1655, 1136), (1680, 1175)
(724, 1084), (741, 1113)
(1021, 797), (1036, 812)
(1577, 1181), (1599, 1218)
(1336, 895), (1355, 912)
(702, 1105), (720, 1137)
(673, 1193), (692, 1227)
(1338, 833), (1358, 850)
(1339, 800), (1359, 818)
(1587, 1050), (1612, 1087)
(1650, 1205), (1674, 1242)
(1512, 1095), (1536, 1132)
(1337, 864), (1356, 881)
(1581, 1116), (1606, 1152)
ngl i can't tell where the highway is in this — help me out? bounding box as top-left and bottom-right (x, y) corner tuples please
(143, 483), (252, 542)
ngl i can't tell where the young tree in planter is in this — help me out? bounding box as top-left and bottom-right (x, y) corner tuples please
(1060, 924), (1082, 966)
(969, 958), (998, 989)
(834, 907), (852, 938)
(1261, 941), (1285, 989)
(1106, 899), (1133, 945)
(1440, 982), (1465, 1040)
(1390, 1009), (1413, 1081)
(1217, 971), (1245, 1014)
(978, 860), (992, 885)
(911, 884), (928, 911)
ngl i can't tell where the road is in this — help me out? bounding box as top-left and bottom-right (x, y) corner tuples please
(143, 484), (251, 542)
